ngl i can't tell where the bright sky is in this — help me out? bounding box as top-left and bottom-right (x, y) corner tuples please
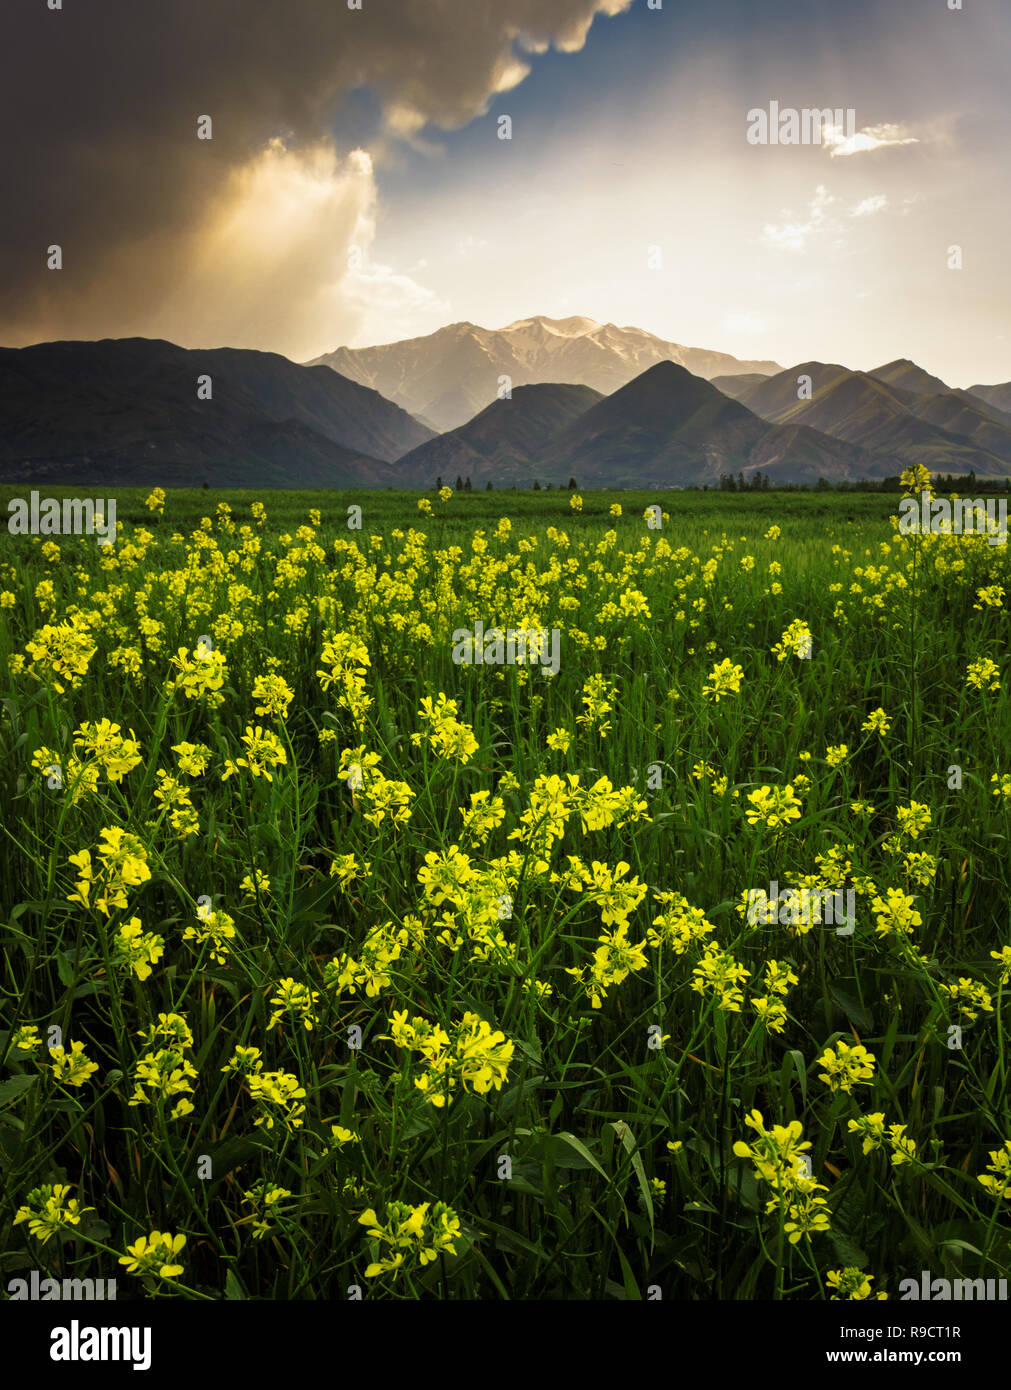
(3, 0), (1008, 388)
(344, 1), (1009, 387)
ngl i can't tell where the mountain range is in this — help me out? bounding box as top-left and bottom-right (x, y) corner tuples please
(399, 363), (887, 488)
(1, 322), (1010, 491)
(308, 316), (784, 432)
(712, 360), (1011, 476)
(0, 338), (434, 488)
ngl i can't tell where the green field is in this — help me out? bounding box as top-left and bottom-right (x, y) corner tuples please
(1, 484), (1009, 1300)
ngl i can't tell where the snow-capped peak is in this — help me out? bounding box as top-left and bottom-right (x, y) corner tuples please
(500, 315), (601, 339)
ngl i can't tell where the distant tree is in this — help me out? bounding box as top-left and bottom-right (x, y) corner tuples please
(568, 477), (578, 489)
(455, 475), (463, 491)
(202, 480), (209, 490)
(815, 476), (831, 491)
(486, 480), (493, 490)
(545, 482), (553, 490)
(737, 471), (746, 491)
(436, 476), (442, 490)
(533, 480), (541, 491)
(464, 476), (472, 491)
(761, 474), (770, 490)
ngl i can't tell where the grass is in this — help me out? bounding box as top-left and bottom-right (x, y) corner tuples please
(0, 484), (1009, 1301)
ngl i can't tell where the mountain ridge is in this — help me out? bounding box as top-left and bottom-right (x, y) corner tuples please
(718, 361), (1011, 476)
(0, 337), (434, 487)
(309, 315), (783, 431)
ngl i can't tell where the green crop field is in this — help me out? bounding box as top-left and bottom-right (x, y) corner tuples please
(1, 482), (1009, 1301)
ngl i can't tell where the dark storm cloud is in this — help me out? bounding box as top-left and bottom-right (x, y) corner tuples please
(0, 0), (631, 346)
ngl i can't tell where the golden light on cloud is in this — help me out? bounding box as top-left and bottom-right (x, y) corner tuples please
(149, 139), (377, 359)
(493, 59), (533, 93)
(825, 122), (920, 157)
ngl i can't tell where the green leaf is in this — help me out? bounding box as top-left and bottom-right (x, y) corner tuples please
(827, 979), (874, 1032)
(552, 1131), (608, 1179)
(782, 1049), (808, 1110)
(828, 1228), (868, 1268)
(0, 1073), (37, 1105)
(203, 1137), (261, 1182)
(610, 1122), (654, 1238)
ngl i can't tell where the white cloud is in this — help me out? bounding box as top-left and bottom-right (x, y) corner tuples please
(761, 185), (835, 252)
(342, 261), (451, 349)
(849, 195), (888, 217)
(825, 122), (919, 158)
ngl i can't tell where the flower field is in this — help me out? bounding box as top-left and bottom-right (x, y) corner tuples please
(1, 480), (1010, 1301)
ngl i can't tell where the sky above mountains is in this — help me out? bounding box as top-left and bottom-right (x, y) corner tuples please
(2, 0), (1007, 387)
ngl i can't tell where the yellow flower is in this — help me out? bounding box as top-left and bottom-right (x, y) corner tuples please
(816, 1040), (876, 1093)
(171, 741), (212, 776)
(991, 946), (1011, 985)
(899, 463), (932, 496)
(702, 658), (744, 702)
(871, 887), (922, 937)
(119, 1230), (186, 1279)
(266, 978), (320, 1033)
(251, 672), (294, 720)
(827, 1268), (885, 1300)
(771, 619), (813, 661)
(861, 707), (891, 737)
(691, 943), (750, 1013)
(220, 725), (288, 782)
(744, 784), (802, 830)
(895, 801), (931, 839)
(113, 918), (165, 981)
(359, 1200), (462, 1278)
(49, 1040), (100, 1088)
(12, 1025), (42, 1053)
(966, 657), (1000, 693)
(848, 1112), (887, 1155)
(182, 906), (237, 965)
(977, 1141), (1011, 1199)
(13, 1184), (93, 1244)
(169, 644), (228, 706)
